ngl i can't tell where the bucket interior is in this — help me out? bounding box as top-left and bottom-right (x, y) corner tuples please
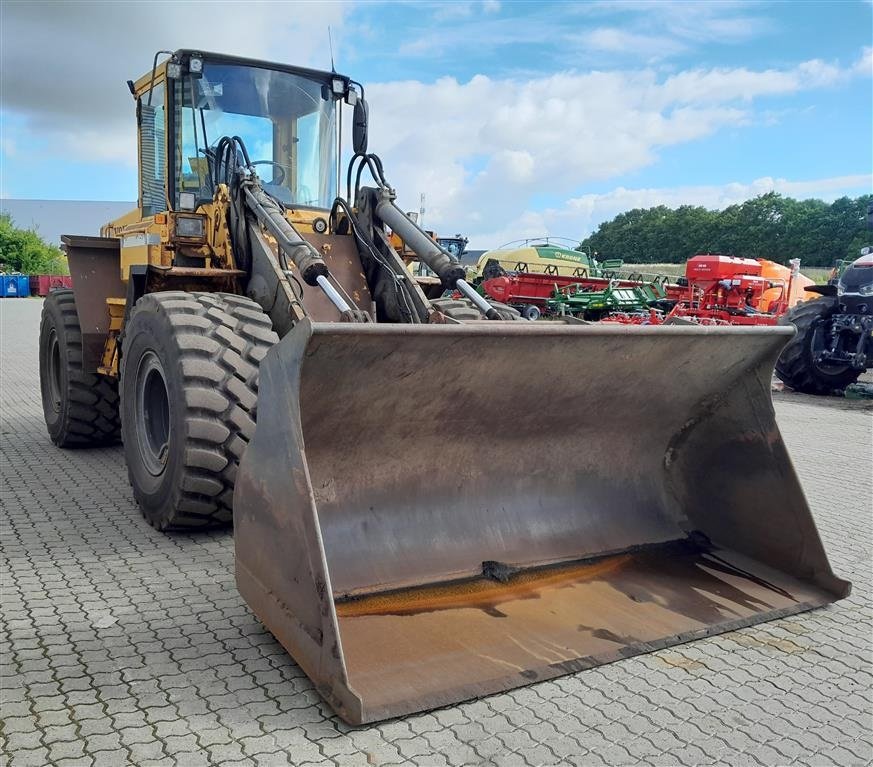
(334, 541), (832, 717)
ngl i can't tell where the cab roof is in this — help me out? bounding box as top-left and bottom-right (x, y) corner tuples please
(133, 49), (351, 94)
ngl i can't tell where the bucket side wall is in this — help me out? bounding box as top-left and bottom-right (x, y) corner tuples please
(669, 361), (851, 597)
(233, 320), (362, 722)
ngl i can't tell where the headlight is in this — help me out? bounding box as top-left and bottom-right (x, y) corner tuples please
(175, 215), (205, 240)
(839, 282), (873, 297)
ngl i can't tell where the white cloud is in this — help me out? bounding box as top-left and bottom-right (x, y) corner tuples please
(589, 1), (773, 46)
(365, 54), (868, 245)
(558, 173), (871, 232)
(0, 1), (350, 163)
(0, 136), (16, 158)
(854, 46), (873, 76)
(464, 174), (873, 247)
(578, 28), (687, 60)
(655, 61), (845, 107)
(429, 2), (476, 21)
(390, 1), (773, 69)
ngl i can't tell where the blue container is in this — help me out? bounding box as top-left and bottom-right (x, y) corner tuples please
(0, 275), (31, 297)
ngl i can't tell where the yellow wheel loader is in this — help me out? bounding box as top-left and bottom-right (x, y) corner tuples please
(39, 49), (849, 725)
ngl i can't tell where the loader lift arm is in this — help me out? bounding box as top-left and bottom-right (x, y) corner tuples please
(215, 137), (495, 332)
(207, 135), (368, 333)
(345, 151), (502, 319)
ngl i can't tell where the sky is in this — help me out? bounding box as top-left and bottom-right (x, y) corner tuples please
(1, 0), (871, 248)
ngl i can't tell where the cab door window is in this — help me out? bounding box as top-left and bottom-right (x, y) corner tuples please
(139, 81), (167, 215)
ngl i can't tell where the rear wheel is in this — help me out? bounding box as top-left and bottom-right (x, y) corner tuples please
(775, 297), (861, 394)
(39, 289), (120, 447)
(120, 292), (278, 530)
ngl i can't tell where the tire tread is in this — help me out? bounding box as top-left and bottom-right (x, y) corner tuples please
(122, 292), (277, 530)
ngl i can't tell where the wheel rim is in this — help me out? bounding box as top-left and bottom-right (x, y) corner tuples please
(134, 351), (171, 477)
(47, 328), (62, 413)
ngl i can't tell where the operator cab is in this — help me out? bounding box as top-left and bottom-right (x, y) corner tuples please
(838, 253), (873, 295)
(137, 51), (350, 215)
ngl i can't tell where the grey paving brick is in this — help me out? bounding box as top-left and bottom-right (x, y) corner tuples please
(3, 731), (44, 754)
(89, 750), (133, 767)
(47, 738), (88, 762)
(190, 728), (232, 751)
(5, 746), (52, 767)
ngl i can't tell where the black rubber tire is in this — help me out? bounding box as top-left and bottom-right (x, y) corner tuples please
(119, 292), (278, 530)
(431, 297), (521, 321)
(39, 289), (120, 447)
(775, 297), (862, 394)
(521, 304), (541, 321)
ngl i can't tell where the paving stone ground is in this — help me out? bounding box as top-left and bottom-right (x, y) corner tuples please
(1, 298), (871, 767)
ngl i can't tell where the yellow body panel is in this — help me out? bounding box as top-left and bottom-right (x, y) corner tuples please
(98, 299), (126, 376)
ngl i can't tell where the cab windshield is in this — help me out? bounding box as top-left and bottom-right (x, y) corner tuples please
(173, 61), (337, 209)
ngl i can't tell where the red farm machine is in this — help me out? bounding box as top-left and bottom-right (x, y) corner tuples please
(665, 255), (792, 326)
(478, 259), (682, 320)
(482, 254), (815, 326)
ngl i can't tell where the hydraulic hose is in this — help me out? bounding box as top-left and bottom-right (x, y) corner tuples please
(213, 133), (360, 320)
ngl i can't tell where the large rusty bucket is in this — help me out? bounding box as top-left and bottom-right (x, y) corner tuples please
(234, 319), (850, 724)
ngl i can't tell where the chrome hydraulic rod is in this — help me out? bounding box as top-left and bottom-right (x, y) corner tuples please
(245, 183), (366, 321)
(456, 279), (500, 320)
(316, 275), (354, 314)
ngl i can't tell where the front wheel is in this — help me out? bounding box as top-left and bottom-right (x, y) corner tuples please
(120, 292), (278, 529)
(775, 297), (861, 394)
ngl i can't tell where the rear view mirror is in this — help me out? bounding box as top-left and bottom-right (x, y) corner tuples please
(353, 98), (369, 154)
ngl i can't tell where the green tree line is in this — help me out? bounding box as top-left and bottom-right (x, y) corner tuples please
(579, 192), (872, 267)
(0, 212), (68, 275)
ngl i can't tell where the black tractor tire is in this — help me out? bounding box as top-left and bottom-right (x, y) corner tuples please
(39, 289), (120, 447)
(119, 292), (278, 530)
(431, 296), (521, 321)
(775, 297), (862, 394)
